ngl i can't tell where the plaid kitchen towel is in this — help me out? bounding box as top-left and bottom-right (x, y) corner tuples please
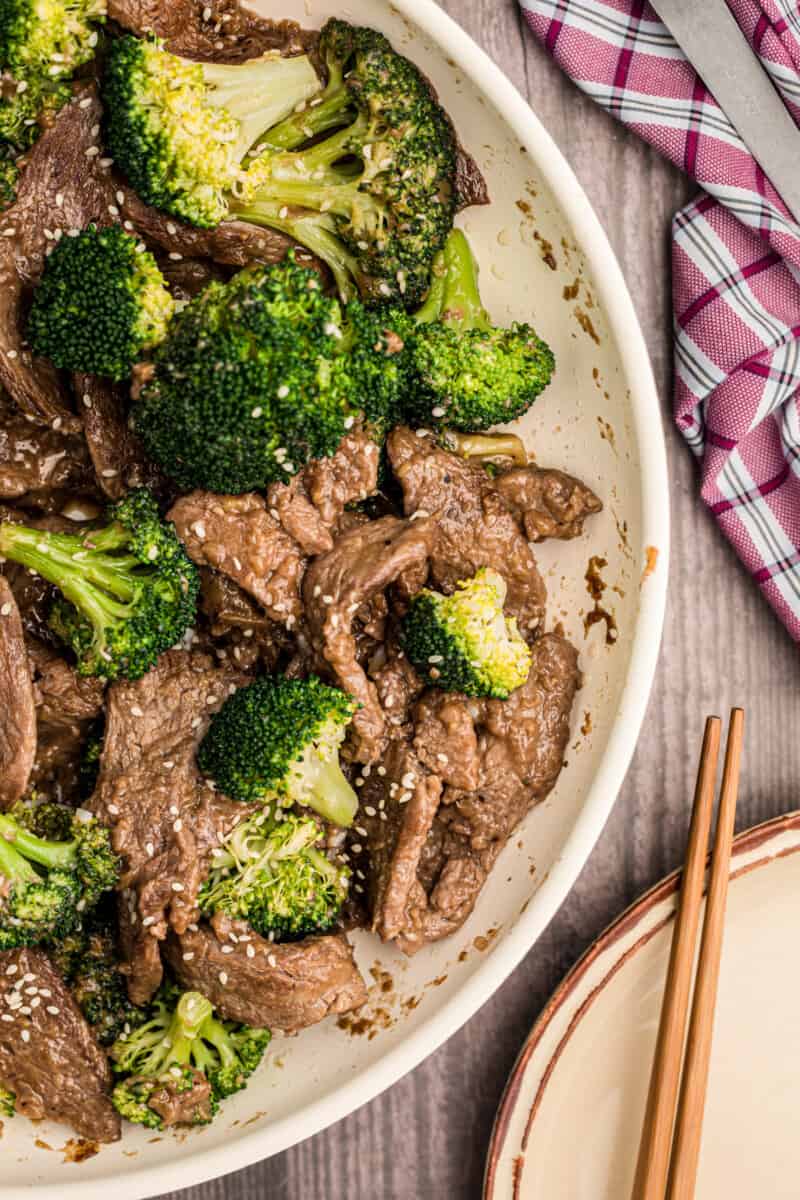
(520, 0), (800, 639)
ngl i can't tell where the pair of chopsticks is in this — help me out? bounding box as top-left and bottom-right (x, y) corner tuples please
(631, 709), (745, 1200)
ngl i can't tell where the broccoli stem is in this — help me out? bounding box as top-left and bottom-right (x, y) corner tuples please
(149, 993), (213, 1075)
(415, 228), (490, 331)
(0, 815), (77, 872)
(443, 431), (528, 466)
(232, 203), (360, 300)
(193, 1015), (236, 1073)
(200, 54), (323, 162)
(0, 832), (40, 884)
(254, 60), (351, 152)
(307, 756), (358, 828)
(0, 523), (138, 632)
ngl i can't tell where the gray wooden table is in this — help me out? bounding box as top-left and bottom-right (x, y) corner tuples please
(159, 3), (800, 1196)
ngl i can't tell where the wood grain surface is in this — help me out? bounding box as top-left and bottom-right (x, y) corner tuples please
(158, 3), (800, 1197)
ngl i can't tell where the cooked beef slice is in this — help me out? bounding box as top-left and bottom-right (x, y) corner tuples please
(369, 639), (423, 737)
(0, 391), (97, 507)
(355, 740), (442, 944)
(0, 87), (117, 431)
(164, 913), (366, 1033)
(387, 427), (547, 636)
(0, 579), (36, 809)
(303, 516), (433, 763)
(455, 142), (489, 209)
(494, 465), (602, 543)
(169, 491), (304, 628)
(89, 651), (249, 1005)
(0, 948), (120, 1142)
(26, 641), (104, 804)
(145, 1068), (214, 1128)
(76, 374), (167, 501)
(412, 691), (481, 792)
(361, 635), (579, 952)
(198, 570), (292, 673)
(107, 0), (315, 63)
(266, 430), (380, 554)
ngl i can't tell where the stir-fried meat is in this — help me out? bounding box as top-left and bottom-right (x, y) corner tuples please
(0, 948), (121, 1142)
(303, 516), (433, 763)
(89, 651), (249, 1005)
(147, 1069), (215, 1128)
(0, 579), (36, 809)
(369, 638), (424, 736)
(199, 571), (293, 674)
(158, 256), (228, 301)
(266, 430), (380, 554)
(168, 491), (304, 628)
(494, 464), (602, 543)
(360, 635), (579, 951)
(165, 913), (367, 1033)
(107, 0), (316, 63)
(0, 392), (96, 509)
(0, 88), (117, 431)
(387, 428), (547, 636)
(77, 375), (167, 501)
(27, 640), (104, 804)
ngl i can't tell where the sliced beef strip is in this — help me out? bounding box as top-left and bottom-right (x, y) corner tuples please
(107, 0), (315, 63)
(266, 430), (380, 555)
(168, 491), (304, 628)
(164, 913), (366, 1033)
(0, 391), (97, 508)
(26, 641), (104, 804)
(0, 578), (36, 809)
(0, 87), (117, 431)
(198, 570), (293, 674)
(89, 650), (250, 1005)
(412, 690), (481, 792)
(401, 634), (579, 952)
(76, 374), (167, 501)
(158, 255), (228, 301)
(369, 638), (423, 737)
(145, 1069), (214, 1128)
(494, 465), (602, 543)
(303, 516), (434, 763)
(0, 948), (121, 1143)
(387, 427), (547, 637)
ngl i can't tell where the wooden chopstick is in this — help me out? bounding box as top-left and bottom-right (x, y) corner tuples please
(631, 709), (744, 1200)
(665, 707), (744, 1198)
(631, 716), (721, 1200)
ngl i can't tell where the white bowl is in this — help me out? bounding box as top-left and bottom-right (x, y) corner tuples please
(7, 3), (669, 1195)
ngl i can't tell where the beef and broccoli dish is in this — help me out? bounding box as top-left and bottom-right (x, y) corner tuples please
(0, 0), (602, 1145)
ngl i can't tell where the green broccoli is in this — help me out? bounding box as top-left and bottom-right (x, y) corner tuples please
(133, 255), (358, 493)
(78, 724), (103, 801)
(0, 807), (118, 949)
(198, 674), (359, 828)
(336, 298), (416, 439)
(0, 488), (199, 680)
(0, 71), (71, 155)
(9, 796), (75, 841)
(231, 18), (457, 306)
(50, 905), (148, 1045)
(402, 567), (531, 699)
(110, 989), (270, 1129)
(200, 809), (350, 940)
(0, 144), (18, 209)
(0, 0), (105, 83)
(103, 34), (321, 230)
(405, 228), (555, 431)
(0, 1086), (14, 1118)
(27, 224), (176, 380)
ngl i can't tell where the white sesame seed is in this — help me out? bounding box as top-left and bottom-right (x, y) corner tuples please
(192, 521), (206, 539)
(6, 350), (17, 360)
(276, 384), (289, 399)
(107, 804), (120, 816)
(364, 806), (376, 817)
(251, 406), (263, 418)
(218, 971), (228, 985)
(169, 251), (182, 261)
(130, 705), (144, 717)
(267, 954), (277, 968)
(46, 1006), (59, 1015)
(101, 468), (118, 478)
(0, 603), (11, 617)
(108, 204), (119, 217)
(431, 406), (446, 417)
(21, 1029), (30, 1043)
(278, 206), (289, 219)
(182, 950), (195, 962)
(145, 842), (154, 857)
(0, 1015), (12, 1023)
(116, 190), (125, 205)
(142, 916), (155, 927)
(85, 146), (100, 157)
(171, 882), (184, 892)
(221, 945), (234, 954)
(169, 805), (179, 816)
(351, 843), (363, 853)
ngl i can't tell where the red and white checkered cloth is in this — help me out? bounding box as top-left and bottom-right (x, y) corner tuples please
(521, 0), (800, 639)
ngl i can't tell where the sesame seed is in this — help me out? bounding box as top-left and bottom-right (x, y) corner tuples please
(108, 204), (119, 217)
(377, 766), (387, 776)
(101, 468), (118, 478)
(30, 997), (40, 1009)
(182, 952), (195, 961)
(364, 806), (376, 817)
(46, 1006), (59, 1015)
(85, 146), (100, 157)
(192, 521), (206, 538)
(116, 190), (125, 205)
(0, 1015), (12, 1023)
(173, 819), (183, 833)
(251, 406), (262, 418)
(21, 1029), (30, 1043)
(276, 384), (289, 399)
(218, 971), (228, 985)
(107, 804), (120, 816)
(171, 882), (184, 892)
(279, 206), (289, 219)
(0, 603), (11, 616)
(221, 945), (234, 954)
(6, 350), (17, 360)
(427, 655), (444, 664)
(142, 916), (155, 928)
(351, 843), (363, 854)
(267, 954), (277, 968)
(146, 842), (154, 857)
(169, 251), (182, 261)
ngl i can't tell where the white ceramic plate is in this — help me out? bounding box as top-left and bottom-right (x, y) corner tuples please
(6, 2), (668, 1195)
(485, 811), (800, 1200)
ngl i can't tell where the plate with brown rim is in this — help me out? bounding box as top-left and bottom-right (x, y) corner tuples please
(484, 810), (800, 1200)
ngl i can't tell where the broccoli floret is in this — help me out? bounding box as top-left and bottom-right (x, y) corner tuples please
(57, 908), (148, 1045)
(198, 675), (359, 828)
(0, 1086), (14, 1118)
(103, 34), (321, 230)
(0, 488), (199, 680)
(337, 299), (415, 439)
(9, 796), (74, 841)
(402, 567), (531, 699)
(133, 255), (357, 492)
(406, 229), (555, 431)
(0, 0), (105, 83)
(0, 145), (18, 209)
(200, 809), (350, 940)
(27, 224), (175, 380)
(231, 18), (457, 306)
(0, 808), (118, 948)
(110, 989), (270, 1128)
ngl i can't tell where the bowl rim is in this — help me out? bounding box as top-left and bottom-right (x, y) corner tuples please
(21, 4), (670, 1195)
